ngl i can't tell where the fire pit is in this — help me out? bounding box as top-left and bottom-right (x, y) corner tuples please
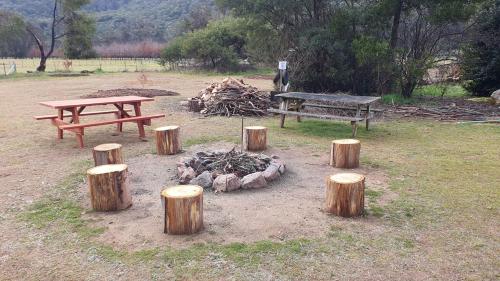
(176, 148), (286, 192)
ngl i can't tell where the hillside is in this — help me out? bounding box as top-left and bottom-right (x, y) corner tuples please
(0, 0), (215, 43)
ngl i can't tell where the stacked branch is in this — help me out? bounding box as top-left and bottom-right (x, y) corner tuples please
(389, 105), (490, 121)
(189, 77), (270, 117)
(185, 148), (271, 177)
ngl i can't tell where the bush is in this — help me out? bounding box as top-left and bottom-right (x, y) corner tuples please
(461, 3), (500, 96)
(160, 18), (247, 71)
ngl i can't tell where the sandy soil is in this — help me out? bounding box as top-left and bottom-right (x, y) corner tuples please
(80, 142), (390, 250)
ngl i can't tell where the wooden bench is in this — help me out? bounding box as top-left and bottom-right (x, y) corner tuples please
(267, 108), (364, 136)
(34, 109), (132, 120)
(302, 103), (383, 113)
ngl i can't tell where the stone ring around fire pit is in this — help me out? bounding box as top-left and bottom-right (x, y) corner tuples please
(176, 148), (286, 193)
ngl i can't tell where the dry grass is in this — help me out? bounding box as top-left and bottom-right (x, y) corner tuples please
(0, 73), (498, 280)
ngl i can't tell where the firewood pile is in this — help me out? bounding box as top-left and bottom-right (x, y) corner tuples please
(388, 106), (491, 121)
(185, 148), (271, 177)
(188, 77), (270, 117)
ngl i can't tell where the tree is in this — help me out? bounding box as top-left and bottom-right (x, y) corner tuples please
(27, 0), (90, 71)
(0, 11), (32, 57)
(179, 3), (216, 34)
(63, 13), (97, 59)
(462, 0), (500, 96)
(391, 0), (485, 98)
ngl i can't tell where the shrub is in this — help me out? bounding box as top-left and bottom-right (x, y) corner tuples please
(160, 18), (247, 71)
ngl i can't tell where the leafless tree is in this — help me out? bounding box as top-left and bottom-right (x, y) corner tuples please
(27, 0), (67, 72)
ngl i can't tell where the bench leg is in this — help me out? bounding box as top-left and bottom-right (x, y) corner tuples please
(366, 105), (371, 130)
(57, 109), (64, 139)
(76, 130), (84, 148)
(351, 121), (358, 137)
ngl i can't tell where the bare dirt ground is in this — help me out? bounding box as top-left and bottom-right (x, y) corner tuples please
(80, 142), (391, 250)
(0, 72), (498, 280)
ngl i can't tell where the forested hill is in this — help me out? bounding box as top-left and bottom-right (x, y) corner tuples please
(0, 0), (215, 43)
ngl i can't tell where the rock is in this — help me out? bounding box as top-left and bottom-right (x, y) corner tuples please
(211, 170), (223, 179)
(179, 101), (189, 106)
(270, 160), (286, 175)
(179, 167), (196, 184)
(213, 174), (241, 193)
(177, 165), (187, 178)
(492, 90), (500, 105)
(177, 157), (193, 167)
(263, 164), (280, 182)
(190, 171), (213, 189)
(241, 172), (267, 189)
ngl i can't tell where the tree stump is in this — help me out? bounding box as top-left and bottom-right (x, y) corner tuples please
(161, 185), (203, 235)
(87, 164), (132, 211)
(243, 126), (267, 151)
(155, 126), (181, 155)
(330, 139), (361, 168)
(188, 98), (202, 112)
(325, 173), (365, 217)
(92, 143), (124, 166)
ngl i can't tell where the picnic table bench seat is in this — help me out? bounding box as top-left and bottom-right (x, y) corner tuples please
(60, 114), (165, 130)
(267, 108), (364, 122)
(34, 109), (132, 120)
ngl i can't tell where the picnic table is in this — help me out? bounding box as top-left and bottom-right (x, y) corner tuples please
(35, 96), (165, 148)
(267, 92), (381, 137)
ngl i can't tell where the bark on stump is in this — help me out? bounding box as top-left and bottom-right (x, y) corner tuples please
(161, 185), (203, 235)
(188, 99), (202, 112)
(92, 143), (124, 166)
(155, 126), (181, 155)
(325, 173), (365, 217)
(330, 139), (361, 169)
(243, 126), (267, 151)
(87, 164), (132, 211)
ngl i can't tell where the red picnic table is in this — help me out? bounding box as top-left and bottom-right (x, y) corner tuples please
(35, 96), (165, 148)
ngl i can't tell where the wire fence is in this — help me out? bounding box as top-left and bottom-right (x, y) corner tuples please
(0, 57), (168, 73)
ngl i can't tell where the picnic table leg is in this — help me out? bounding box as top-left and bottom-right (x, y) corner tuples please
(350, 105), (361, 137)
(71, 107), (84, 148)
(279, 99), (289, 128)
(366, 105), (371, 130)
(296, 101), (303, 123)
(114, 112), (123, 132)
(57, 109), (64, 139)
(133, 103), (146, 138)
(351, 121), (358, 137)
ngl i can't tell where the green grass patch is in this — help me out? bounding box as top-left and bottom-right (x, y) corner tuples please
(414, 84), (468, 98)
(381, 84), (469, 105)
(184, 135), (239, 147)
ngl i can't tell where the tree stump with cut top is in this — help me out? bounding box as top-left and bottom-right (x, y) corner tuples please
(92, 143), (124, 166)
(243, 126), (267, 151)
(325, 173), (365, 217)
(87, 164), (132, 211)
(330, 139), (361, 169)
(155, 126), (181, 155)
(161, 185), (203, 235)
